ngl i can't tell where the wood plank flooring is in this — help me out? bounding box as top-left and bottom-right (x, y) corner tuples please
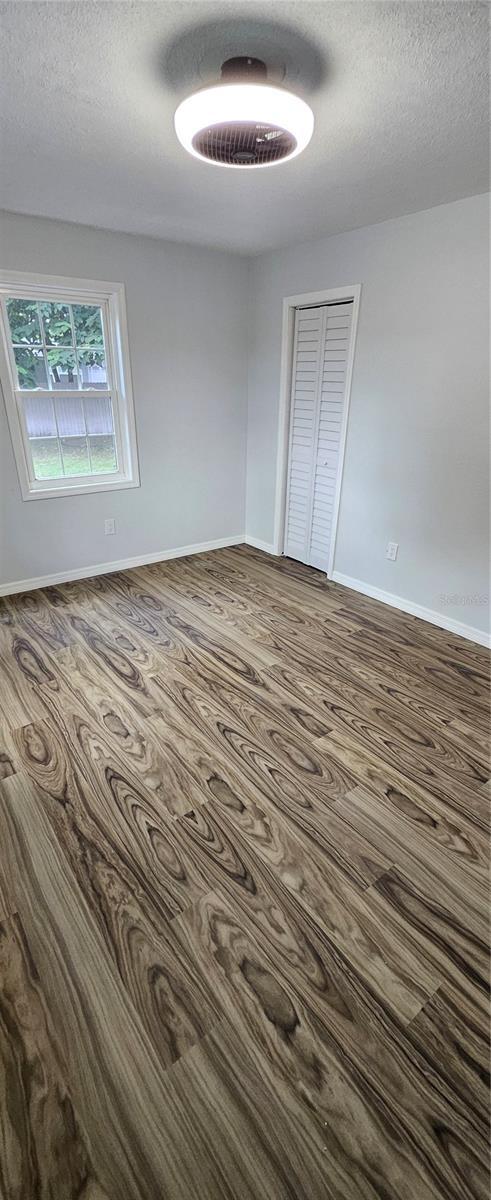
(0, 543), (489, 1200)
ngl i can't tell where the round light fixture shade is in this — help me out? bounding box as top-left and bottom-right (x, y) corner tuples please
(174, 58), (314, 168)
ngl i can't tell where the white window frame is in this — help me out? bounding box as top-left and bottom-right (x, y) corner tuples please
(0, 269), (140, 500)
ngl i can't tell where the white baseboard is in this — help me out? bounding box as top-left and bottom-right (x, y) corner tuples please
(244, 535), (278, 555)
(0, 534), (245, 597)
(332, 570), (490, 648)
(3, 540), (488, 648)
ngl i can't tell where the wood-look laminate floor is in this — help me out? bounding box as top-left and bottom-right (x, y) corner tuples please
(0, 543), (489, 1200)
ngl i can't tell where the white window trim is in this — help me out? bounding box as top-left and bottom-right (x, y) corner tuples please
(0, 269), (140, 500)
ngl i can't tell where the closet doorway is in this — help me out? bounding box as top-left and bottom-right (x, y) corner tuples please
(274, 286), (360, 577)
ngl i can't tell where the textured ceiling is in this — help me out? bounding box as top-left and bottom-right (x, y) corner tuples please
(0, 1), (488, 254)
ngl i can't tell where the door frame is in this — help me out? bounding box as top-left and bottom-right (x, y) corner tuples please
(273, 284), (361, 577)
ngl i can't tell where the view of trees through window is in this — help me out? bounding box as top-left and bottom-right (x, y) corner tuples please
(5, 297), (118, 481)
(7, 298), (107, 388)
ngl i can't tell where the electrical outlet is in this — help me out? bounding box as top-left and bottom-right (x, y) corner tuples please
(386, 541), (398, 561)
(104, 518), (116, 536)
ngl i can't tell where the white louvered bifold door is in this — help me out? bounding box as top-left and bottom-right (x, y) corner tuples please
(284, 301), (353, 573)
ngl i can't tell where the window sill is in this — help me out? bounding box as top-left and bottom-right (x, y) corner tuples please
(21, 475), (140, 502)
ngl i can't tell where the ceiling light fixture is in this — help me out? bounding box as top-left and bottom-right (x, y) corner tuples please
(174, 57), (314, 168)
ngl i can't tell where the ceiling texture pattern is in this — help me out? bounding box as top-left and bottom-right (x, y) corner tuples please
(0, 1), (488, 253)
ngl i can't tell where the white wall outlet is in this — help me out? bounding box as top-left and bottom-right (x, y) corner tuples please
(104, 518), (116, 536)
(386, 541), (398, 561)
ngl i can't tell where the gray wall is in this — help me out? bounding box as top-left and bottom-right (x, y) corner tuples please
(0, 210), (248, 585)
(246, 194), (489, 634)
(1, 197), (488, 638)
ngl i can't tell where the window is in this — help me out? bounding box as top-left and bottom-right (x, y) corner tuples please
(0, 270), (139, 499)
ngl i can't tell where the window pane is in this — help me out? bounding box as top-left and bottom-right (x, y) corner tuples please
(40, 302), (72, 346)
(84, 394), (114, 435)
(60, 436), (90, 475)
(47, 349), (79, 389)
(77, 349), (107, 388)
(88, 434), (118, 474)
(6, 298), (42, 345)
(14, 347), (48, 389)
(24, 395), (56, 438)
(72, 304), (104, 347)
(30, 436), (63, 480)
(55, 396), (85, 437)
